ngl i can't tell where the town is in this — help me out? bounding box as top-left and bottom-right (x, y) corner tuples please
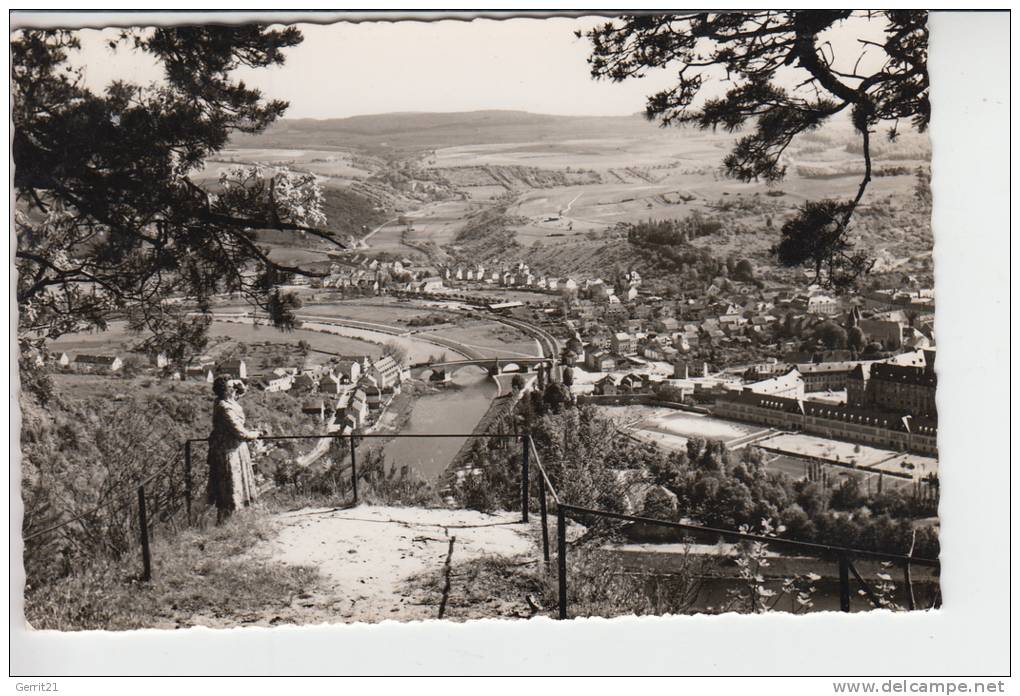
(16, 12), (953, 636)
(51, 250), (939, 492)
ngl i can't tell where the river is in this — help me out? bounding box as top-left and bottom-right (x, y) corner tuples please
(199, 315), (501, 479)
(380, 368), (497, 480)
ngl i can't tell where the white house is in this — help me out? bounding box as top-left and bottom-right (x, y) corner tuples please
(73, 354), (123, 373)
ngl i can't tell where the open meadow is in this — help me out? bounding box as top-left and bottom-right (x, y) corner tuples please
(216, 111), (930, 284)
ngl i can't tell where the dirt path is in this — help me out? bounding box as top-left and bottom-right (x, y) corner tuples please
(251, 505), (538, 624)
(361, 217), (399, 245)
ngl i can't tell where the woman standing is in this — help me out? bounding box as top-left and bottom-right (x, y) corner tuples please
(206, 376), (262, 522)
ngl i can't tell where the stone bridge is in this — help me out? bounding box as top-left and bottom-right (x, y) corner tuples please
(416, 356), (555, 378)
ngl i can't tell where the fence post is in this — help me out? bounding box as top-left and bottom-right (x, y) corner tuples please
(138, 485), (152, 582)
(349, 436), (358, 505)
(557, 505), (567, 619)
(184, 440), (193, 525)
(538, 466), (550, 564)
(904, 529), (917, 611)
(904, 560), (916, 611)
(520, 435), (530, 523)
(838, 552), (850, 612)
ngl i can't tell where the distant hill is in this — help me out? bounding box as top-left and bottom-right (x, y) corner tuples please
(231, 110), (668, 154)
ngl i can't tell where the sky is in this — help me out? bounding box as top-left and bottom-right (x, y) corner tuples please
(60, 13), (890, 121)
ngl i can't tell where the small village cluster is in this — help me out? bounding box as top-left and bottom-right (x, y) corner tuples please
(55, 246), (938, 458)
(57, 348), (410, 435)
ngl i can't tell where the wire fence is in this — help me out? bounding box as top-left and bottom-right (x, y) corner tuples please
(21, 431), (526, 583)
(21, 428), (940, 616)
(518, 436), (941, 618)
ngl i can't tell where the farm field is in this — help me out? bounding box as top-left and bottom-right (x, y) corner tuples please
(444, 287), (557, 304)
(205, 320), (385, 359)
(418, 323), (539, 358)
(402, 200), (479, 249)
(362, 219), (428, 260)
(430, 132), (725, 170)
(47, 322), (143, 355)
(48, 317), (393, 363)
(207, 110), (930, 284)
(199, 148), (377, 181)
(205, 299), (537, 361)
(263, 243), (334, 266)
(293, 300), (537, 354)
(296, 300), (455, 325)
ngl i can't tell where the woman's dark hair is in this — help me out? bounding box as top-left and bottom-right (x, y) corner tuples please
(212, 375), (231, 400)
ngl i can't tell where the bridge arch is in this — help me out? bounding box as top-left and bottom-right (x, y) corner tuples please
(420, 356), (556, 379)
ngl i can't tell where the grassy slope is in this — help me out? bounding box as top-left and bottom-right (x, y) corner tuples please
(25, 510), (323, 631)
(227, 111), (932, 285)
(231, 111), (665, 155)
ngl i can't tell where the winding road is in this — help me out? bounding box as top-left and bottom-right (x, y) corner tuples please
(359, 217), (399, 246)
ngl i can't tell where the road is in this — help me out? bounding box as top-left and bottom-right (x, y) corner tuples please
(561, 191), (584, 215)
(359, 217), (399, 247)
(489, 313), (559, 358)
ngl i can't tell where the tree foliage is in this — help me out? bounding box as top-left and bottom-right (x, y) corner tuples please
(583, 11), (929, 290)
(13, 26), (341, 369)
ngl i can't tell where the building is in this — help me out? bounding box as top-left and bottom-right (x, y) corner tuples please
(795, 361), (857, 393)
(217, 359), (247, 379)
(593, 374), (620, 396)
(348, 389), (369, 429)
(368, 355), (403, 390)
(302, 399), (331, 422)
(419, 277), (445, 293)
(611, 332), (637, 356)
(185, 365), (214, 382)
(585, 350), (616, 373)
(332, 359), (363, 385)
(653, 317), (678, 333)
(673, 361), (709, 380)
(291, 372), (319, 393)
(807, 294), (838, 315)
(73, 354), (123, 373)
(714, 390), (937, 456)
(859, 317), (904, 349)
(619, 373), (651, 393)
(856, 359), (937, 418)
(747, 367), (804, 399)
(361, 383), (385, 410)
(254, 373), (293, 392)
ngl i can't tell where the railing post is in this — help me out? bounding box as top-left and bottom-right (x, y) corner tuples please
(138, 485), (152, 582)
(520, 435), (530, 523)
(349, 436), (358, 505)
(838, 551), (851, 612)
(557, 505), (567, 619)
(905, 529), (917, 611)
(183, 440), (193, 526)
(538, 466), (550, 564)
(904, 560), (916, 611)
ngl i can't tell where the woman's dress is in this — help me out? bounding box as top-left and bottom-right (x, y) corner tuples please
(206, 398), (259, 513)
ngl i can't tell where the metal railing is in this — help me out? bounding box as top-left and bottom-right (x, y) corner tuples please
(518, 435), (941, 618)
(23, 431), (528, 583)
(40, 432), (528, 581)
(24, 428), (940, 616)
